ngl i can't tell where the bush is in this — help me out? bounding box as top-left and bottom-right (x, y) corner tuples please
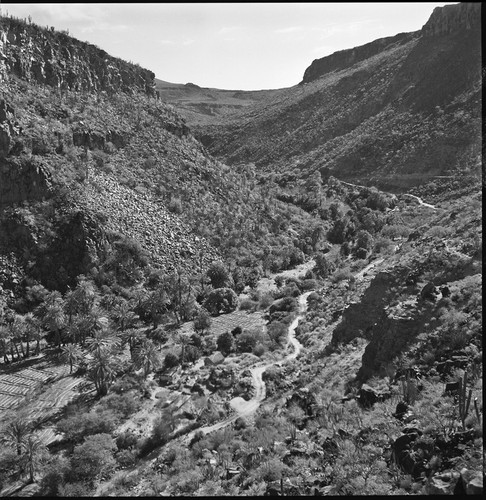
(240, 298), (258, 311)
(116, 431), (138, 451)
(217, 331), (235, 355)
(203, 287), (239, 315)
(269, 296), (298, 314)
(68, 433), (117, 484)
(237, 329), (261, 353)
(115, 449), (136, 467)
(259, 293), (274, 309)
(56, 410), (118, 444)
(164, 351), (180, 369)
(98, 393), (140, 419)
(253, 343), (266, 357)
(331, 267), (354, 283)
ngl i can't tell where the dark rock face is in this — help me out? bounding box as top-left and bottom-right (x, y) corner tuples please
(332, 271), (395, 345)
(358, 304), (426, 381)
(0, 158), (52, 208)
(0, 18), (156, 96)
(422, 2), (481, 37)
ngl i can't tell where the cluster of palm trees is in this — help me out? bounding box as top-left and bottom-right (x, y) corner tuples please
(0, 277), (163, 396)
(1, 418), (45, 484)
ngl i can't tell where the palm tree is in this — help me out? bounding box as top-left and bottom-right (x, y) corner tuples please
(174, 333), (191, 365)
(22, 434), (46, 483)
(2, 418), (31, 456)
(60, 344), (82, 373)
(121, 327), (145, 360)
(133, 339), (160, 379)
(112, 300), (139, 332)
(86, 328), (119, 357)
(0, 323), (13, 363)
(39, 294), (67, 350)
(88, 348), (117, 396)
(23, 313), (43, 356)
(77, 307), (109, 346)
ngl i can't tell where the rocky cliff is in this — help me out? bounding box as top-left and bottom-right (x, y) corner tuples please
(302, 3), (481, 84)
(301, 32), (416, 84)
(422, 2), (481, 37)
(0, 16), (156, 95)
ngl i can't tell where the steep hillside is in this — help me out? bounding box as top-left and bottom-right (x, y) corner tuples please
(191, 2), (481, 191)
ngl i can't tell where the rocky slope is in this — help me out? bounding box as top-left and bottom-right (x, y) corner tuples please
(0, 16), (155, 95)
(185, 2), (481, 191)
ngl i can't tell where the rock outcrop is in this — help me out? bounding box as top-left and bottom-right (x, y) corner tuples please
(422, 2), (481, 37)
(0, 16), (156, 95)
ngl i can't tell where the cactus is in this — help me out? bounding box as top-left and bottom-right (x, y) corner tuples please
(457, 369), (473, 428)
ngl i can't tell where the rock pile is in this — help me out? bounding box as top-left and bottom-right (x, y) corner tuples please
(79, 166), (219, 275)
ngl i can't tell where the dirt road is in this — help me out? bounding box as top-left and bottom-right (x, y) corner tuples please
(183, 291), (311, 441)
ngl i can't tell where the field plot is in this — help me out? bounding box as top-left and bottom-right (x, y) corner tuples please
(177, 309), (266, 338)
(0, 363), (59, 411)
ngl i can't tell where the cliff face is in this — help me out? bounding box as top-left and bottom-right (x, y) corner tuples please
(301, 32), (416, 84)
(302, 3), (481, 84)
(422, 2), (481, 37)
(0, 16), (156, 96)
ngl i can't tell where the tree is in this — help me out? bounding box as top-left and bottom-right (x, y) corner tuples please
(174, 333), (192, 365)
(355, 229), (374, 255)
(36, 291), (66, 349)
(87, 348), (118, 396)
(216, 331), (235, 356)
(203, 288), (239, 316)
(111, 300), (138, 332)
(60, 344), (82, 373)
(22, 434), (46, 483)
(193, 307), (212, 335)
(69, 433), (117, 484)
(267, 321), (287, 347)
(24, 312), (43, 356)
(206, 261), (231, 289)
(314, 252), (332, 278)
(133, 339), (160, 378)
(2, 418), (31, 456)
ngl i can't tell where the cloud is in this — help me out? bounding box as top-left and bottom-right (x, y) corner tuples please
(218, 26), (243, 35)
(274, 26), (303, 34)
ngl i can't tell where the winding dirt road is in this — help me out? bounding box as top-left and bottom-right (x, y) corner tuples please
(183, 291), (312, 441)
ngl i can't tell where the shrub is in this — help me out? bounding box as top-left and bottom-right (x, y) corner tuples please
(168, 198), (182, 214)
(56, 410), (118, 444)
(203, 288), (239, 315)
(240, 298), (258, 311)
(193, 308), (212, 334)
(217, 331), (235, 355)
(98, 393), (140, 419)
(68, 433), (117, 484)
(331, 267), (354, 283)
(164, 352), (180, 369)
(236, 330), (260, 353)
(253, 343), (266, 357)
(116, 431), (138, 451)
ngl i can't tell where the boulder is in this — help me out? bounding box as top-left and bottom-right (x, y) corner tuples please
(356, 384), (391, 408)
(426, 471), (460, 495)
(457, 468), (483, 495)
(420, 282), (439, 302)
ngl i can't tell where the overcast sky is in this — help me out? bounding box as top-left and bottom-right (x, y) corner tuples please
(1, 2), (456, 90)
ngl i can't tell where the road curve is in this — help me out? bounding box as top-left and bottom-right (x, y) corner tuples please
(183, 291), (312, 441)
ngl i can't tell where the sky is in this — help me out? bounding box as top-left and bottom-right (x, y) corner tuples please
(1, 2), (457, 90)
